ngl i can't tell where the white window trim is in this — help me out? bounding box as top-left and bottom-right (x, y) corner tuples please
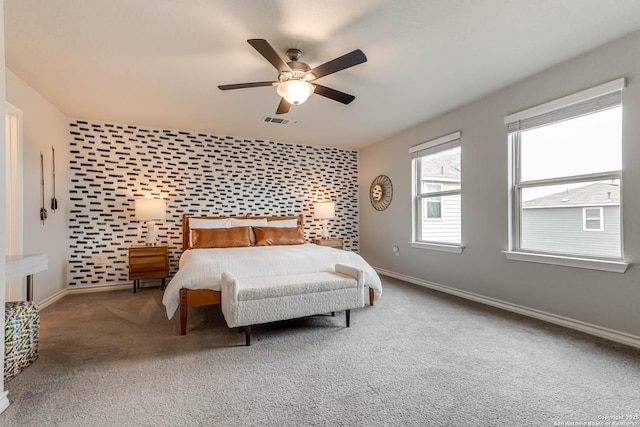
(410, 131), (461, 154)
(411, 241), (464, 254)
(410, 131), (462, 252)
(503, 251), (628, 273)
(505, 78), (626, 271)
(582, 207), (603, 231)
(504, 78), (625, 124)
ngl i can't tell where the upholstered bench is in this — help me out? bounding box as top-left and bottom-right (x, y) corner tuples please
(221, 264), (365, 345)
(4, 301), (40, 383)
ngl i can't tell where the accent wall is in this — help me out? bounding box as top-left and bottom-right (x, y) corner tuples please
(67, 120), (359, 287)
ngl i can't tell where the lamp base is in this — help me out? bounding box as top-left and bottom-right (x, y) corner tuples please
(321, 220), (330, 239)
(146, 221), (157, 245)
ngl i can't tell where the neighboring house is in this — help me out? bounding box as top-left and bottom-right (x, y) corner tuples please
(420, 150), (461, 244)
(521, 182), (620, 258)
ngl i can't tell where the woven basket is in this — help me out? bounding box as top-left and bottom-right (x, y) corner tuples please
(4, 301), (40, 383)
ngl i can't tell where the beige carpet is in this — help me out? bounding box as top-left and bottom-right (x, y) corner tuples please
(3, 276), (640, 426)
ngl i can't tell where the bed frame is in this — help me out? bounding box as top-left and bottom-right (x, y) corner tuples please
(178, 213), (374, 335)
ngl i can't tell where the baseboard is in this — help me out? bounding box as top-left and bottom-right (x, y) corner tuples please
(66, 282), (132, 294)
(37, 288), (68, 310)
(375, 267), (640, 349)
(0, 391), (9, 414)
(38, 282), (133, 310)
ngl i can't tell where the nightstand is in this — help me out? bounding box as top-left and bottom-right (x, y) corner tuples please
(312, 238), (344, 250)
(128, 244), (169, 293)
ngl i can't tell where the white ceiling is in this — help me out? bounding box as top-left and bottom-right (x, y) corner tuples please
(5, 1), (640, 149)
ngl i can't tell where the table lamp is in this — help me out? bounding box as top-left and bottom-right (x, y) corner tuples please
(313, 201), (335, 239)
(135, 198), (166, 245)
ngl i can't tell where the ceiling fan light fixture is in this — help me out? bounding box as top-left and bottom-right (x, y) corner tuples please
(276, 80), (314, 105)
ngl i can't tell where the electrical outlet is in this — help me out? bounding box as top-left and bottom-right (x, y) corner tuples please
(93, 255), (107, 266)
(393, 246), (400, 257)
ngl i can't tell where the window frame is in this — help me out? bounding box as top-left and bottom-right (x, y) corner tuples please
(504, 78), (628, 273)
(409, 131), (463, 253)
(582, 207), (604, 232)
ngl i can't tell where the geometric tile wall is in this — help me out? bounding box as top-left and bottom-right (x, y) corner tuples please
(67, 119), (359, 286)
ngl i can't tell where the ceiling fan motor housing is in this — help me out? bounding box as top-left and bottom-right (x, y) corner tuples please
(280, 54), (312, 82)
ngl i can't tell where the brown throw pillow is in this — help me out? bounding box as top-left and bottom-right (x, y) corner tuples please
(191, 226), (251, 248)
(253, 226), (306, 246)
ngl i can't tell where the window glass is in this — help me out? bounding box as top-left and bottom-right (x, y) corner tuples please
(420, 195), (460, 243)
(514, 106), (622, 259)
(425, 196), (442, 219)
(412, 141), (461, 246)
(520, 107), (622, 182)
(420, 148), (461, 192)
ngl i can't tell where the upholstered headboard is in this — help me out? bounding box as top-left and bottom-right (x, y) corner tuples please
(181, 214), (304, 251)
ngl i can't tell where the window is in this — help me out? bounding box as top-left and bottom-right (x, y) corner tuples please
(410, 132), (462, 251)
(505, 78), (626, 272)
(425, 184), (442, 219)
(583, 207), (603, 231)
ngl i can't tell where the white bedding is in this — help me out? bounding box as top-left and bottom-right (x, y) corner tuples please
(162, 243), (382, 319)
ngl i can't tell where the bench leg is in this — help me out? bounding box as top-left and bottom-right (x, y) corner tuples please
(245, 325), (251, 346)
(369, 288), (374, 306)
(346, 310), (350, 327)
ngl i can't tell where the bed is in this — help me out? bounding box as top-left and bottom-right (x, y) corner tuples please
(162, 214), (382, 335)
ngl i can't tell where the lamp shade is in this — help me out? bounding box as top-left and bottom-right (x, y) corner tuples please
(276, 80), (314, 105)
(313, 201), (336, 220)
(135, 198), (166, 221)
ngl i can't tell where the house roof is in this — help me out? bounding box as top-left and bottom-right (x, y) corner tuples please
(5, 1), (640, 149)
(421, 150), (461, 181)
(522, 182), (620, 208)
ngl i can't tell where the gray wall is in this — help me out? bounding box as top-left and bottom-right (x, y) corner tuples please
(359, 30), (640, 337)
(5, 69), (69, 304)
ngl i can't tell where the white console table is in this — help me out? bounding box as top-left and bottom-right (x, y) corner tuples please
(5, 254), (48, 301)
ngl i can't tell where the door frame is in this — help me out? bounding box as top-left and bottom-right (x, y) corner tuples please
(5, 102), (24, 300)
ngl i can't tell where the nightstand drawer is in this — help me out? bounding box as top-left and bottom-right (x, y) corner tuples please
(129, 256), (168, 272)
(129, 269), (168, 280)
(129, 246), (167, 257)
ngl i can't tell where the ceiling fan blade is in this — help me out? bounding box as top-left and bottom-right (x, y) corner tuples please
(308, 49), (367, 80)
(276, 98), (291, 115)
(218, 81), (275, 90)
(313, 84), (356, 105)
(247, 39), (292, 74)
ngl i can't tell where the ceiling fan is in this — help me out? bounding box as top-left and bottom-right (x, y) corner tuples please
(218, 39), (367, 114)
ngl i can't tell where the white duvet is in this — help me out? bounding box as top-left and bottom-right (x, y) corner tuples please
(162, 243), (382, 319)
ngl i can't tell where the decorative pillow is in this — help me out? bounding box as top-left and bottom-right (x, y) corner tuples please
(188, 218), (232, 246)
(253, 226), (306, 246)
(191, 226), (251, 248)
(229, 218), (268, 244)
(265, 218), (299, 228)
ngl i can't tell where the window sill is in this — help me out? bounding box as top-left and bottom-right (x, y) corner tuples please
(410, 242), (464, 254)
(503, 251), (628, 273)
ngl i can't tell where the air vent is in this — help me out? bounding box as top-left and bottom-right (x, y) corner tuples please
(263, 116), (296, 125)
